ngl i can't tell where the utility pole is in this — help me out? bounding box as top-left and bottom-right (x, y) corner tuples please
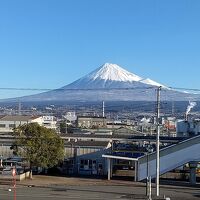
(156, 86), (161, 197)
(102, 101), (105, 117)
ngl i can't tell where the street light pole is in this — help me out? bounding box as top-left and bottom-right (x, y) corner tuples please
(156, 86), (161, 197)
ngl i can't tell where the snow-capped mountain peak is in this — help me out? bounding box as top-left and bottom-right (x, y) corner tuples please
(65, 62), (166, 89)
(87, 63), (142, 82)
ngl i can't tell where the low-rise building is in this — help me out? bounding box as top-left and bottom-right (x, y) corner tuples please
(40, 116), (57, 130)
(63, 140), (110, 176)
(77, 116), (107, 129)
(0, 115), (57, 133)
(176, 119), (200, 137)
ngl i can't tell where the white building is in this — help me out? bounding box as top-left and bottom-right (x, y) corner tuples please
(65, 112), (77, 122)
(40, 116), (57, 130)
(0, 115), (57, 133)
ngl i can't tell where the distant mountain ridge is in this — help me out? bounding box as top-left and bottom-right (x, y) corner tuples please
(2, 63), (199, 102)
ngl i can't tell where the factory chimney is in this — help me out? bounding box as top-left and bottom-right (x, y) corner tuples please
(185, 101), (196, 121)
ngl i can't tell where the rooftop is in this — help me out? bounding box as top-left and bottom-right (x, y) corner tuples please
(0, 115), (40, 122)
(78, 116), (106, 119)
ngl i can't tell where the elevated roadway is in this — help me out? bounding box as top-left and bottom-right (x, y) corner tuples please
(137, 134), (200, 181)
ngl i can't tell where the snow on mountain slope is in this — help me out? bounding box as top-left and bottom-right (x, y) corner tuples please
(89, 63), (142, 82)
(139, 78), (166, 88)
(66, 63), (166, 89)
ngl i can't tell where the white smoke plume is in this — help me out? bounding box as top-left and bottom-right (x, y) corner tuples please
(186, 101), (197, 115)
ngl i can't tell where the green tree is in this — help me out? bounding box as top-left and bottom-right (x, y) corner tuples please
(13, 123), (64, 178)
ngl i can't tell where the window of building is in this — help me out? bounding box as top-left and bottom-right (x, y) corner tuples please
(80, 159), (93, 170)
(9, 124), (16, 128)
(0, 124), (6, 128)
(43, 123), (50, 125)
(89, 160), (92, 169)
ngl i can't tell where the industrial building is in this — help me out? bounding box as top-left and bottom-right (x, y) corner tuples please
(176, 119), (200, 137)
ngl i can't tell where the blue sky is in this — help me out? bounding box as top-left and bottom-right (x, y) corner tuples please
(0, 0), (200, 98)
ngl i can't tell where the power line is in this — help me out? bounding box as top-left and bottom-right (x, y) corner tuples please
(0, 85), (200, 92)
(0, 87), (156, 91)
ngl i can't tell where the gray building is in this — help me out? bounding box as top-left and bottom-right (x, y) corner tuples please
(63, 141), (110, 176)
(176, 119), (200, 137)
(77, 116), (107, 129)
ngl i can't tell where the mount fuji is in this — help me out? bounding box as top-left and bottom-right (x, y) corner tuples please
(4, 63), (198, 102)
(64, 63), (166, 89)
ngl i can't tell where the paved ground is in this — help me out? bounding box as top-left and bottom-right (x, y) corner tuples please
(0, 176), (200, 200)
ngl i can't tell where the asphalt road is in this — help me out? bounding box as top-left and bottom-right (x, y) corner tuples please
(0, 177), (200, 200)
(1, 186), (131, 200)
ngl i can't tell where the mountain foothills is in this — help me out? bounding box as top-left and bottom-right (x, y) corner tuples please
(5, 63), (199, 102)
